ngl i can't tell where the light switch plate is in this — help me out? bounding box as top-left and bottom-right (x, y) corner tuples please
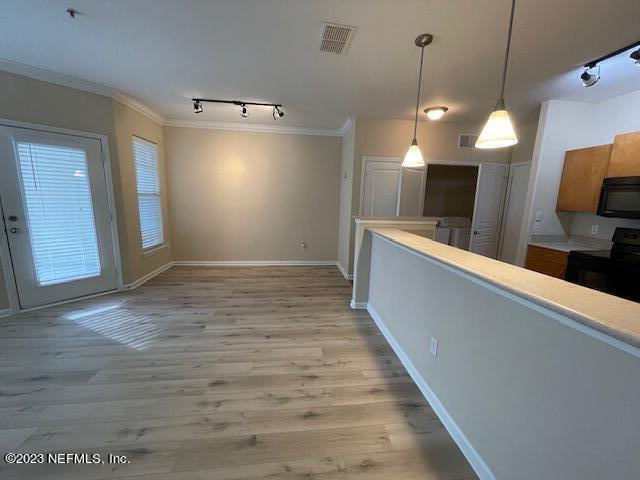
(430, 337), (438, 357)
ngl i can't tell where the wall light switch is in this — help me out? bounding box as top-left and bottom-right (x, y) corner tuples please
(532, 220), (541, 233)
(590, 224), (599, 235)
(430, 337), (438, 357)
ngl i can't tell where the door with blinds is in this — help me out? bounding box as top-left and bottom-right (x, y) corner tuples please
(0, 126), (118, 308)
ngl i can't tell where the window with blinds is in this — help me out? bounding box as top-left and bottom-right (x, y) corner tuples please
(17, 142), (101, 286)
(133, 137), (164, 250)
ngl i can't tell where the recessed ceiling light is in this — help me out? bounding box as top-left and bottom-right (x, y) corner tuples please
(424, 106), (448, 121)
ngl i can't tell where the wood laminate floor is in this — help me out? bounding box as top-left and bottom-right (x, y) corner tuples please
(0, 266), (476, 479)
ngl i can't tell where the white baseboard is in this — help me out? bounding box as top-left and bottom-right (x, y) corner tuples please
(366, 303), (496, 480)
(173, 260), (337, 267)
(0, 308), (12, 318)
(123, 262), (174, 290)
(336, 262), (353, 281)
(350, 299), (368, 310)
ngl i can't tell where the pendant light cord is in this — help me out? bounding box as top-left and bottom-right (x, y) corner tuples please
(499, 0), (516, 103)
(413, 45), (425, 140)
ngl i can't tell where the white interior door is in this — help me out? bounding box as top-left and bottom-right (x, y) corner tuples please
(362, 159), (401, 216)
(0, 126), (118, 308)
(498, 163), (530, 264)
(469, 163), (508, 258)
(397, 166), (425, 216)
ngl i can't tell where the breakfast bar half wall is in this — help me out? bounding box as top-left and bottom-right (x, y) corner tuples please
(355, 227), (640, 480)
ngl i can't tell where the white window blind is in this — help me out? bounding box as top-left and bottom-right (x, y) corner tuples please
(133, 138), (164, 250)
(17, 142), (101, 286)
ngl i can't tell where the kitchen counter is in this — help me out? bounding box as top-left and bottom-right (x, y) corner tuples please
(367, 227), (640, 351)
(362, 226), (640, 478)
(528, 234), (611, 253)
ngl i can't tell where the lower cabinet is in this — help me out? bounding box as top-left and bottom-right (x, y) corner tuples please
(525, 245), (568, 279)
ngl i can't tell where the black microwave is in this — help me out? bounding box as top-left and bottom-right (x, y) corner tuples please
(597, 176), (640, 219)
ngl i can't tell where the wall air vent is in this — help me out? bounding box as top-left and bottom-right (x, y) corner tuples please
(320, 22), (356, 54)
(458, 133), (479, 149)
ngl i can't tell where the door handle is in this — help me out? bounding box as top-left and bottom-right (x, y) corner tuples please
(9, 227), (20, 234)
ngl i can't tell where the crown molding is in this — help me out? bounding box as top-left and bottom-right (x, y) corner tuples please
(1, 58), (352, 137)
(0, 58), (114, 97)
(163, 119), (345, 137)
(338, 117), (354, 136)
(112, 92), (165, 124)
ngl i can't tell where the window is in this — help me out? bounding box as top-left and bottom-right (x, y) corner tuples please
(17, 142), (101, 285)
(133, 137), (164, 250)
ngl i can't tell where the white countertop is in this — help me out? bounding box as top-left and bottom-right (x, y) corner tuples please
(528, 234), (611, 253)
(369, 227), (640, 350)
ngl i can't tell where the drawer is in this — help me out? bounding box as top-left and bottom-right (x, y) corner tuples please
(527, 245), (569, 264)
(525, 257), (567, 279)
(525, 245), (569, 279)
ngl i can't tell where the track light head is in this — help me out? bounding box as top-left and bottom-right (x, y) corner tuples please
(240, 104), (248, 117)
(631, 49), (640, 67)
(581, 66), (600, 87)
(272, 106), (284, 120)
(193, 100), (203, 114)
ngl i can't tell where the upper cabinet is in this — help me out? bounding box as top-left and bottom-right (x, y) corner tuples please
(607, 131), (640, 177)
(556, 144), (612, 213)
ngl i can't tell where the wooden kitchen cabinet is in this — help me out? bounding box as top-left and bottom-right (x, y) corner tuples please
(607, 131), (640, 177)
(525, 245), (568, 279)
(556, 144), (612, 213)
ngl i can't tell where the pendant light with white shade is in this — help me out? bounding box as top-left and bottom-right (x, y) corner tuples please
(476, 0), (518, 149)
(403, 33), (433, 168)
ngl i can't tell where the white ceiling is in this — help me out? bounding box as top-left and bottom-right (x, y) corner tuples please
(2, 0), (640, 130)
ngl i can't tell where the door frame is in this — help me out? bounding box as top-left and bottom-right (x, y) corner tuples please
(358, 156), (402, 216)
(422, 160), (482, 219)
(497, 161), (531, 262)
(0, 118), (124, 315)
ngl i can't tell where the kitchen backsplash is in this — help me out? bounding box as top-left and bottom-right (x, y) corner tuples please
(570, 212), (640, 240)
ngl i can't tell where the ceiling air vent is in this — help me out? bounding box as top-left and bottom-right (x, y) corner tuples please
(320, 22), (356, 54)
(458, 133), (479, 149)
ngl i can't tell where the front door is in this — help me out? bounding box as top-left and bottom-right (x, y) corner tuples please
(0, 126), (118, 308)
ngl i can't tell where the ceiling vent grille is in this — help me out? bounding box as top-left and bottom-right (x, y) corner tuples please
(458, 133), (479, 149)
(320, 22), (356, 54)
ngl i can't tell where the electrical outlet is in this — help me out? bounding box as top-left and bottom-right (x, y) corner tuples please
(590, 224), (598, 235)
(299, 242), (307, 251)
(430, 337), (438, 357)
(535, 210), (543, 221)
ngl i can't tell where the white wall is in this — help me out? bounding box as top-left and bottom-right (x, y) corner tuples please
(163, 127), (341, 262)
(368, 232), (640, 480)
(516, 91), (640, 264)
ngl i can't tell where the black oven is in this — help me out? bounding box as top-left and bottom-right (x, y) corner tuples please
(597, 176), (640, 219)
(565, 228), (640, 302)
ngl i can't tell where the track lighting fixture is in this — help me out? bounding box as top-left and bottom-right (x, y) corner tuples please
(579, 39), (640, 86)
(402, 33), (433, 168)
(424, 106), (448, 121)
(581, 66), (600, 87)
(273, 105), (284, 120)
(190, 98), (283, 121)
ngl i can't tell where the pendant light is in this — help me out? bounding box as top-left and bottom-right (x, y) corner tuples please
(403, 33), (433, 168)
(476, 0), (518, 149)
